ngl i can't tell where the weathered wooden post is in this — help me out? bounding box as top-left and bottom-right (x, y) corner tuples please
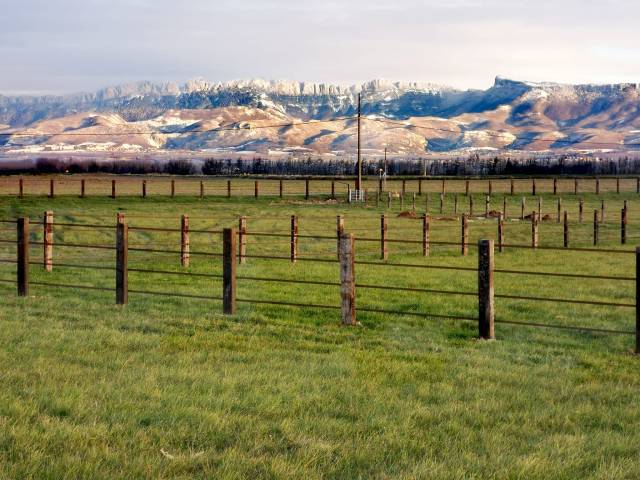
(305, 179), (310, 200)
(418, 178), (423, 196)
(485, 195), (490, 217)
(402, 179), (406, 195)
(503, 196), (507, 219)
(521, 197), (526, 220)
(498, 214), (504, 253)
(254, 181), (259, 198)
(44, 211), (53, 272)
(478, 239), (495, 340)
(17, 218), (29, 297)
(439, 193), (444, 214)
(531, 211), (538, 249)
(537, 197), (542, 222)
(223, 228), (237, 315)
(412, 193), (416, 212)
(617, 177), (620, 194)
(461, 214), (469, 256)
(636, 247), (640, 354)
(117, 212), (125, 225)
(637, 177), (640, 194)
(465, 180), (470, 196)
(422, 213), (430, 257)
(441, 179), (446, 195)
(387, 192), (391, 209)
(290, 215), (298, 263)
(488, 180), (493, 196)
(339, 233), (357, 326)
(19, 178), (24, 199)
(553, 178), (558, 195)
(601, 199), (606, 223)
(596, 178), (600, 195)
(238, 216), (247, 264)
(171, 180), (175, 197)
(532, 178), (536, 196)
(557, 197), (562, 223)
(227, 180), (231, 198)
(280, 179), (284, 198)
(380, 214), (388, 260)
(116, 221), (128, 305)
(200, 181), (204, 199)
(336, 215), (344, 259)
(510, 178), (515, 196)
(181, 215), (190, 267)
(142, 180), (146, 198)
(563, 211), (569, 248)
(111, 179), (116, 199)
(594, 210), (599, 245)
(80, 179), (85, 198)
(622, 207), (628, 245)
(49, 179), (55, 198)
(579, 198), (584, 223)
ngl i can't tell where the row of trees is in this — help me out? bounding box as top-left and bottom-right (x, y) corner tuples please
(1, 154), (640, 176)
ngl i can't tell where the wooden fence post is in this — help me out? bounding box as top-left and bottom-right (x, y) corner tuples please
(44, 211), (53, 272)
(441, 179), (446, 195)
(510, 178), (514, 196)
(557, 197), (562, 223)
(537, 197), (542, 221)
(418, 178), (423, 196)
(520, 197), (525, 220)
(465, 180), (470, 196)
(498, 214), (504, 253)
(116, 221), (128, 305)
(617, 177), (620, 194)
(17, 218), (29, 297)
(171, 180), (175, 197)
(305, 179), (310, 200)
(387, 192), (391, 209)
(412, 193), (416, 212)
(469, 196), (474, 216)
(532, 178), (536, 196)
(80, 179), (85, 198)
(637, 177), (640, 194)
(461, 214), (469, 256)
(400, 193), (404, 210)
(596, 178), (600, 195)
(531, 211), (538, 249)
(478, 239), (495, 340)
(223, 228), (237, 315)
(454, 194), (458, 214)
(49, 179), (55, 198)
(553, 178), (557, 195)
(380, 214), (388, 260)
(142, 180), (146, 198)
(254, 181), (259, 198)
(281, 179), (285, 198)
(636, 247), (640, 354)
(439, 193), (444, 214)
(579, 198), (584, 223)
(336, 215), (344, 259)
(227, 180), (231, 198)
(485, 195), (490, 217)
(503, 196), (507, 219)
(111, 179), (116, 199)
(422, 214), (430, 257)
(402, 179), (406, 195)
(181, 215), (190, 267)
(200, 181), (204, 199)
(425, 193), (429, 213)
(339, 233), (357, 326)
(563, 211), (569, 248)
(594, 210), (599, 245)
(622, 207), (628, 245)
(19, 178), (24, 198)
(237, 216), (247, 264)
(488, 180), (492, 197)
(290, 215), (298, 263)
(601, 200), (606, 223)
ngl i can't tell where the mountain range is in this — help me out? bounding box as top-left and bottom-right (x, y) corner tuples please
(1, 77), (639, 156)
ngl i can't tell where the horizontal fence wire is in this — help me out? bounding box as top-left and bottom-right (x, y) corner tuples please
(357, 284), (477, 297)
(357, 306), (478, 323)
(129, 268), (223, 278)
(29, 241), (116, 251)
(128, 247), (223, 257)
(129, 289), (223, 301)
(495, 319), (635, 336)
(494, 268), (635, 281)
(355, 260), (477, 272)
(236, 298), (341, 310)
(242, 254), (339, 263)
(27, 262), (115, 271)
(31, 281), (113, 292)
(237, 276), (339, 287)
(495, 294), (635, 308)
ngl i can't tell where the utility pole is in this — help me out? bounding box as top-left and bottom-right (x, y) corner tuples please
(356, 93), (362, 192)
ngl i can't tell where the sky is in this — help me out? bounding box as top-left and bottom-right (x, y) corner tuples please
(1, 0), (639, 95)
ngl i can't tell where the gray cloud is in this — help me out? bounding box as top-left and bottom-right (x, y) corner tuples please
(0, 0), (638, 94)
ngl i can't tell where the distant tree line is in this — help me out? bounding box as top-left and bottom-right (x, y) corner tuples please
(1, 154), (640, 176)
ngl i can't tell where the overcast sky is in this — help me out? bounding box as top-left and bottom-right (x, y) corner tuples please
(1, 0), (639, 95)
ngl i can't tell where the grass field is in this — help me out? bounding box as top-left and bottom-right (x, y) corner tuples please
(0, 181), (639, 478)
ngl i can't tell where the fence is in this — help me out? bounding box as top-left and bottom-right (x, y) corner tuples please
(0, 214), (638, 353)
(3, 175), (640, 199)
